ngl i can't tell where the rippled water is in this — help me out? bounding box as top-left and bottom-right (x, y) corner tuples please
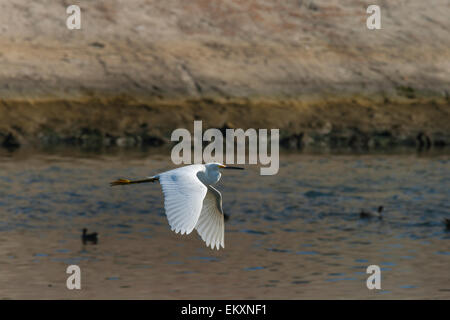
(0, 150), (449, 299)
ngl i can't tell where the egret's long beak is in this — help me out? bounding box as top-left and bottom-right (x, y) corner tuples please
(220, 165), (244, 170)
(110, 177), (158, 186)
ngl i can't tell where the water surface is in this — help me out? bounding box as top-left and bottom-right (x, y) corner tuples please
(0, 150), (449, 299)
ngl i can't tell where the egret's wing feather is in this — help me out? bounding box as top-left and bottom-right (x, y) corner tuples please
(158, 166), (207, 235)
(195, 186), (225, 250)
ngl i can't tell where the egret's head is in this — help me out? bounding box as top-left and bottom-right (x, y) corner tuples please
(206, 162), (244, 171)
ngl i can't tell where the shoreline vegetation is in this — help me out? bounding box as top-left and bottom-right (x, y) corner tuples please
(1, 95), (449, 152)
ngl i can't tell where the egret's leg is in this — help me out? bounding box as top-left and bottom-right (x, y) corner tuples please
(110, 177), (158, 186)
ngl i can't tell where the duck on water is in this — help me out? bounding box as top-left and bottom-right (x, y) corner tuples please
(82, 228), (98, 244)
(360, 206), (384, 220)
(444, 219), (450, 231)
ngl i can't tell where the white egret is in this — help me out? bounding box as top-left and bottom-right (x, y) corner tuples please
(110, 163), (243, 250)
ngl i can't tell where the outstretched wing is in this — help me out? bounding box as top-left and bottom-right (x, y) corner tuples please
(158, 166), (207, 235)
(195, 186), (225, 250)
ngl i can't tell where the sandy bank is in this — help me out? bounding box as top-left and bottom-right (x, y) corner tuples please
(0, 1), (449, 150)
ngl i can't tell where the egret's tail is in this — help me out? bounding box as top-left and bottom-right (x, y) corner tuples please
(110, 177), (158, 186)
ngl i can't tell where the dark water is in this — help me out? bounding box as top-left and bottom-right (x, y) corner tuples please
(0, 150), (449, 299)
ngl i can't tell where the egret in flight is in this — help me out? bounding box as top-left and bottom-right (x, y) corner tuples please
(110, 163), (243, 250)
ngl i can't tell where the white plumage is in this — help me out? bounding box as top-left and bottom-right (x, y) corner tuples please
(111, 162), (243, 250)
(195, 186), (225, 250)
